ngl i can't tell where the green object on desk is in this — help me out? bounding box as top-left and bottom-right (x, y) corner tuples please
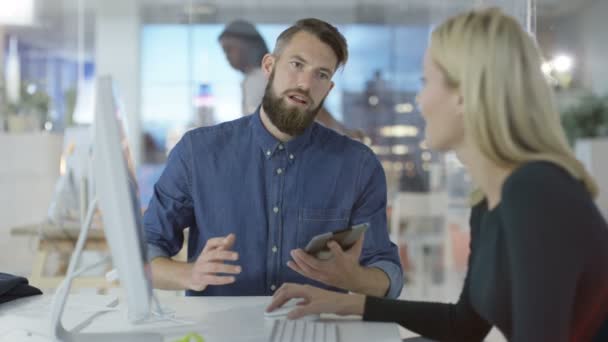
(173, 332), (205, 342)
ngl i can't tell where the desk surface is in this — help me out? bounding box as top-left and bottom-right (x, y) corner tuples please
(2, 294), (404, 342)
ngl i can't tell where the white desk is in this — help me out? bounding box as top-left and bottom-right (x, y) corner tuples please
(1, 295), (404, 342)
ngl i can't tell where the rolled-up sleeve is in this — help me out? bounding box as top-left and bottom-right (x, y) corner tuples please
(368, 260), (404, 299)
(147, 243), (171, 262)
(143, 133), (195, 261)
(353, 151), (404, 299)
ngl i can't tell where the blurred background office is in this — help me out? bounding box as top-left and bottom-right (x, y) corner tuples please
(0, 1), (606, 340)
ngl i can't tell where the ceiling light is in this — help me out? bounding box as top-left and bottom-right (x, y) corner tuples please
(379, 125), (418, 138)
(395, 103), (413, 114)
(0, 0), (34, 25)
(391, 145), (409, 155)
(541, 61), (552, 75)
(552, 55), (573, 73)
(371, 145), (390, 155)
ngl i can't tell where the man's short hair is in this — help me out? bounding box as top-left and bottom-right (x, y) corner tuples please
(274, 18), (348, 71)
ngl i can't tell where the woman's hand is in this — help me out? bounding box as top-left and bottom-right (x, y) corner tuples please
(266, 283), (366, 320)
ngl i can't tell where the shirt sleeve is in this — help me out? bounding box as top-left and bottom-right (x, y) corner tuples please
(500, 164), (586, 342)
(352, 150), (404, 298)
(147, 243), (170, 261)
(362, 203), (492, 341)
(143, 133), (196, 261)
(366, 260), (403, 299)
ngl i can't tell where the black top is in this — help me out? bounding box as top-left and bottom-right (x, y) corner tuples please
(363, 161), (608, 341)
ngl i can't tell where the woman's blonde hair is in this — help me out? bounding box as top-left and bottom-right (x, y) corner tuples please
(429, 7), (598, 204)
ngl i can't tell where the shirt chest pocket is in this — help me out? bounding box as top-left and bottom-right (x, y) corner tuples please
(297, 208), (350, 249)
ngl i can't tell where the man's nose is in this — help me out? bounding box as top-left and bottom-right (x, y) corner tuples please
(296, 71), (314, 92)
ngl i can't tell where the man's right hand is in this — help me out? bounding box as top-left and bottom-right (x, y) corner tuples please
(187, 233), (241, 291)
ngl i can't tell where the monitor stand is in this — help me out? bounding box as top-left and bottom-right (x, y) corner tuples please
(48, 198), (163, 342)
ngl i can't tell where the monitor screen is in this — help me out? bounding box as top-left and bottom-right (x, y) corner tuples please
(93, 75), (152, 322)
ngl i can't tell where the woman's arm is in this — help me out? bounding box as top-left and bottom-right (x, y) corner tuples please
(363, 275), (490, 341)
(362, 201), (491, 341)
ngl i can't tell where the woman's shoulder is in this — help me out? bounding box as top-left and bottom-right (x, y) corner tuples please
(500, 160), (597, 226)
(503, 161), (583, 199)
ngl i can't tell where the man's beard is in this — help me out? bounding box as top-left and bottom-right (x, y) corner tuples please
(262, 70), (325, 136)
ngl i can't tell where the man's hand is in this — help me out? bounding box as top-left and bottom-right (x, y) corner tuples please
(288, 235), (365, 292)
(187, 233), (241, 291)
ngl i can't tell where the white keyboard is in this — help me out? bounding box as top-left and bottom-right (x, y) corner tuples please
(268, 319), (338, 342)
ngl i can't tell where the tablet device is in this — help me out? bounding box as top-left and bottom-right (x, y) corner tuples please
(304, 222), (369, 260)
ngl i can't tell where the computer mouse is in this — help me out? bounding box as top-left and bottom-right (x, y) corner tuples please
(264, 299), (320, 321)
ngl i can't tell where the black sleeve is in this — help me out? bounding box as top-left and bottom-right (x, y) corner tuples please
(499, 163), (587, 342)
(362, 203), (491, 342)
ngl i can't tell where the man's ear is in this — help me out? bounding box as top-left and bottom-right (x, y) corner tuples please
(261, 53), (275, 79)
(322, 81), (335, 99)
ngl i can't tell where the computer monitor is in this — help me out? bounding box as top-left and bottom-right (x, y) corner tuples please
(92, 75), (152, 321)
(49, 75), (161, 342)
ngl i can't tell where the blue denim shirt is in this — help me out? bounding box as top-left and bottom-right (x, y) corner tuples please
(144, 109), (403, 298)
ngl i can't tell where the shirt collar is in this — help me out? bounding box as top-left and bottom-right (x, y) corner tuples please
(251, 106), (315, 160)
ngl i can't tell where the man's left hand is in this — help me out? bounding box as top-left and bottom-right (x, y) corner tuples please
(288, 235), (364, 292)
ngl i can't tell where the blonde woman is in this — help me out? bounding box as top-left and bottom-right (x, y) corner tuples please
(267, 8), (608, 342)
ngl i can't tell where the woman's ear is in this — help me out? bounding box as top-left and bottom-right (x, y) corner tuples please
(261, 53), (275, 78)
(456, 91), (465, 116)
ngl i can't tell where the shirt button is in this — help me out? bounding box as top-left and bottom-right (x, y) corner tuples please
(271, 284), (277, 291)
(272, 246), (278, 253)
(289, 154), (294, 160)
(276, 168), (283, 175)
(273, 206), (279, 213)
(278, 144), (284, 150)
(266, 150), (271, 156)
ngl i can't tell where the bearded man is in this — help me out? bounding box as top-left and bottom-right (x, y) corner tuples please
(144, 18), (403, 299)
